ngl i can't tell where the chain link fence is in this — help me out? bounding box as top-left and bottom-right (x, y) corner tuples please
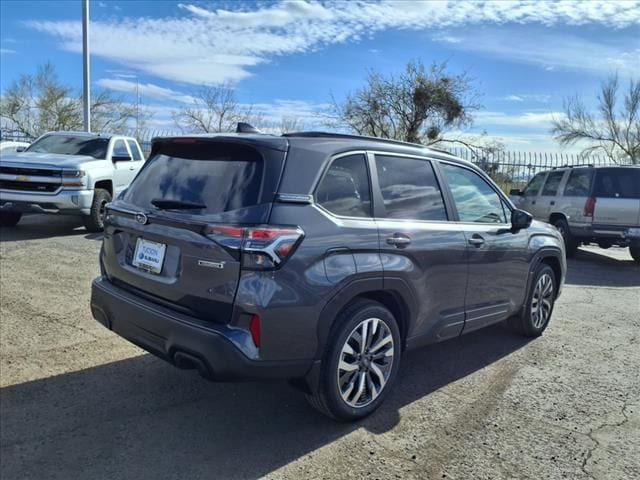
(2, 127), (629, 192)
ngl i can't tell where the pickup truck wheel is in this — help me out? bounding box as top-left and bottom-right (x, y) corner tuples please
(0, 212), (22, 227)
(630, 247), (640, 264)
(553, 218), (578, 258)
(84, 188), (111, 232)
(509, 264), (557, 337)
(306, 300), (401, 421)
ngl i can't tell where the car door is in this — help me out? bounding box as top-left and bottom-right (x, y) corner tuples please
(126, 139), (145, 175)
(536, 170), (567, 221)
(372, 153), (468, 346)
(438, 161), (530, 334)
(111, 139), (136, 197)
(518, 171), (547, 219)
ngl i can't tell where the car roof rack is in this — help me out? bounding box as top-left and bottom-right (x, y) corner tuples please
(551, 163), (594, 170)
(282, 131), (452, 155)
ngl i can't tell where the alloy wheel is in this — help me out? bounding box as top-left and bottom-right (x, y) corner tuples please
(531, 273), (554, 329)
(337, 317), (394, 408)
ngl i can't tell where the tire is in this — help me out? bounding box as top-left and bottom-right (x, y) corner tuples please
(509, 264), (557, 337)
(630, 246), (640, 264)
(553, 218), (578, 258)
(84, 188), (111, 232)
(0, 212), (22, 227)
(306, 299), (402, 421)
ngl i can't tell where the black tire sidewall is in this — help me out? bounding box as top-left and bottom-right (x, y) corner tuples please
(85, 189), (111, 232)
(522, 264), (557, 336)
(553, 218), (577, 257)
(0, 212), (22, 227)
(630, 247), (640, 264)
(320, 302), (401, 421)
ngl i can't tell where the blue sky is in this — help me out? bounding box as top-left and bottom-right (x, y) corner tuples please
(1, 0), (639, 151)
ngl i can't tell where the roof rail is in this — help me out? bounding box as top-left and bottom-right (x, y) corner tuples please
(282, 131), (451, 154)
(551, 163), (594, 170)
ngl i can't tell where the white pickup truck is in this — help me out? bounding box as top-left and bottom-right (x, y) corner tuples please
(0, 131), (145, 231)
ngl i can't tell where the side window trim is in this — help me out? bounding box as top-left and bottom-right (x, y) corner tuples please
(437, 159), (513, 226)
(312, 150), (374, 220)
(369, 151), (450, 223)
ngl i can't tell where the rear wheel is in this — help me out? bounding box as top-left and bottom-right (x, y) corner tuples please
(509, 264), (557, 337)
(0, 212), (22, 227)
(306, 300), (401, 421)
(553, 218), (578, 258)
(630, 246), (640, 264)
(84, 188), (111, 232)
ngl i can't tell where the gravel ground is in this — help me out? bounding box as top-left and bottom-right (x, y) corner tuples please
(1, 214), (639, 480)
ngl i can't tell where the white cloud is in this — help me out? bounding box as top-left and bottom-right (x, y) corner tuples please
(0, 48), (16, 55)
(25, 1), (640, 85)
(96, 78), (196, 104)
(476, 110), (563, 128)
(502, 94), (552, 103)
(433, 29), (639, 75)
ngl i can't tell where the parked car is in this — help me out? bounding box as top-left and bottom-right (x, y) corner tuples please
(0, 140), (30, 154)
(0, 131), (145, 231)
(510, 166), (640, 262)
(90, 129), (566, 420)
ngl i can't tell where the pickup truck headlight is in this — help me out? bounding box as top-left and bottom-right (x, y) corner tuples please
(61, 169), (87, 187)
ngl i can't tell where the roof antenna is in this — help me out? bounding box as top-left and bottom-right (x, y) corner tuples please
(236, 122), (262, 134)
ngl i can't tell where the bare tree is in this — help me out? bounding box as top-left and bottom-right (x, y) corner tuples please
(0, 63), (138, 138)
(552, 74), (640, 164)
(173, 84), (259, 133)
(331, 60), (480, 145)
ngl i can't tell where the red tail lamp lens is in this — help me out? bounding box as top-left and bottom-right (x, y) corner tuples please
(249, 314), (261, 347)
(584, 197), (596, 217)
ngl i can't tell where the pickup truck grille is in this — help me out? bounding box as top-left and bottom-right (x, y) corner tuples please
(0, 166), (63, 177)
(0, 180), (60, 192)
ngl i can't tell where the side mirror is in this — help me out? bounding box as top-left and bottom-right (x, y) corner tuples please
(509, 188), (522, 196)
(16, 147), (26, 153)
(511, 209), (533, 231)
(112, 154), (132, 162)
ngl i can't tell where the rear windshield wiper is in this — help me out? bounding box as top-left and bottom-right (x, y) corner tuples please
(151, 198), (207, 210)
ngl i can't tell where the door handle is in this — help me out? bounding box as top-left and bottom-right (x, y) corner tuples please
(129, 166), (135, 170)
(531, 200), (536, 205)
(386, 234), (411, 248)
(468, 234), (485, 247)
(550, 200), (555, 206)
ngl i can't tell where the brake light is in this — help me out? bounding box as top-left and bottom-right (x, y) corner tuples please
(249, 314), (261, 347)
(584, 196), (596, 217)
(203, 224), (304, 270)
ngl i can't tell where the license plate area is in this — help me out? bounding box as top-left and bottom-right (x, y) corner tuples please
(132, 238), (167, 274)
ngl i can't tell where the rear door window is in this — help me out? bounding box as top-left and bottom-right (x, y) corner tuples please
(375, 155), (447, 221)
(563, 169), (594, 196)
(594, 169), (640, 199)
(123, 143), (264, 215)
(316, 154), (371, 217)
(126, 140), (144, 161)
(523, 172), (546, 197)
(541, 171), (565, 196)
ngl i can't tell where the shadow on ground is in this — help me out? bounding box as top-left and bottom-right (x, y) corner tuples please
(1, 324), (529, 480)
(0, 214), (102, 242)
(566, 247), (639, 288)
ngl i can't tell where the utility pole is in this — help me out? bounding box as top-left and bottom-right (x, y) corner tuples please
(82, 0), (91, 132)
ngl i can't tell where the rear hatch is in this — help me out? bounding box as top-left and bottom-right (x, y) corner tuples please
(101, 136), (288, 323)
(592, 168), (640, 226)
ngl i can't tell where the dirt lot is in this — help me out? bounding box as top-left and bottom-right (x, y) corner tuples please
(1, 215), (639, 480)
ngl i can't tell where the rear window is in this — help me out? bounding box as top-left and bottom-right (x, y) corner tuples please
(123, 143), (263, 215)
(593, 168), (640, 199)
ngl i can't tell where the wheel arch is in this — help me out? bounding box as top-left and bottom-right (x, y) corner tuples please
(94, 179), (113, 196)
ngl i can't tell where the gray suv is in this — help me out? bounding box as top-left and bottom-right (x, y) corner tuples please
(511, 166), (640, 261)
(90, 130), (566, 420)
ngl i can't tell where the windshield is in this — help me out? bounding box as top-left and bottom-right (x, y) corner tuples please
(26, 134), (109, 159)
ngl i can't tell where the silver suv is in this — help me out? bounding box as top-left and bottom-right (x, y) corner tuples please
(511, 166), (640, 261)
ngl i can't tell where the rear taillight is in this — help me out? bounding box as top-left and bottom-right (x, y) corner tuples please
(584, 196), (596, 217)
(249, 314), (261, 347)
(203, 224), (304, 270)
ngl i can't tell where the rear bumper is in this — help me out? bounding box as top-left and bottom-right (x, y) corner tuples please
(569, 223), (640, 246)
(90, 277), (312, 381)
(0, 188), (93, 215)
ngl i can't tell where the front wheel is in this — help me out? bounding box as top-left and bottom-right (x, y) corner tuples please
(0, 212), (22, 227)
(509, 264), (557, 337)
(306, 300), (401, 421)
(553, 218), (578, 258)
(84, 188), (111, 232)
(630, 246), (640, 264)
